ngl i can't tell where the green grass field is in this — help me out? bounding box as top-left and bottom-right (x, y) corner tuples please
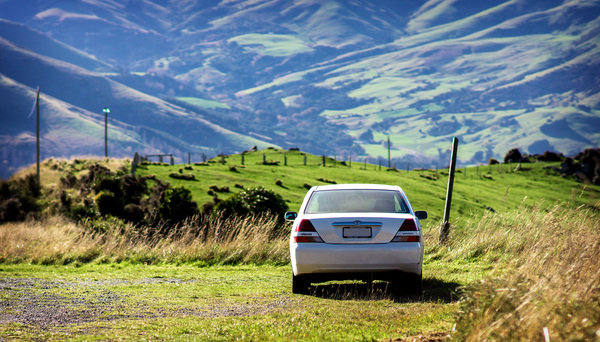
(1, 151), (599, 340)
(0, 263), (457, 341)
(136, 148), (599, 224)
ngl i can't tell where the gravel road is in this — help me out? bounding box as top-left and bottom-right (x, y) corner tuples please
(0, 277), (292, 330)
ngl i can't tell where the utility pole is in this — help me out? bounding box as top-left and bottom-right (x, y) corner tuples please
(36, 87), (40, 186)
(439, 137), (459, 244)
(387, 136), (391, 168)
(103, 106), (110, 158)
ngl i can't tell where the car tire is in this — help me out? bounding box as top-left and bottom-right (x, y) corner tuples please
(407, 273), (423, 296)
(292, 273), (309, 294)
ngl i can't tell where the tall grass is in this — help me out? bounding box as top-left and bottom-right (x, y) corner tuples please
(448, 203), (600, 341)
(2, 202), (599, 340)
(0, 214), (289, 266)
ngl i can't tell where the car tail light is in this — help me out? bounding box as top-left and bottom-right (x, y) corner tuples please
(399, 218), (418, 231)
(293, 219), (323, 243)
(391, 218), (420, 242)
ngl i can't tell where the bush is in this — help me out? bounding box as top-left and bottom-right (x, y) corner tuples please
(213, 187), (288, 222)
(209, 185), (229, 193)
(169, 173), (195, 181)
(261, 160), (280, 166)
(69, 201), (98, 221)
(159, 186), (199, 224)
(489, 158), (500, 165)
(537, 151), (563, 162)
(0, 174), (41, 223)
(94, 191), (125, 217)
(504, 148), (522, 163)
(0, 198), (24, 222)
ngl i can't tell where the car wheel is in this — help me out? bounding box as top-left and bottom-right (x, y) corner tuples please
(407, 273), (423, 296)
(292, 273), (309, 294)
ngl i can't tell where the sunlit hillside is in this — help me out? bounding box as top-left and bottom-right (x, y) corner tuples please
(1, 0), (599, 179)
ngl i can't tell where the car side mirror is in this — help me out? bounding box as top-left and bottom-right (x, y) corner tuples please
(284, 212), (298, 221)
(415, 211), (428, 220)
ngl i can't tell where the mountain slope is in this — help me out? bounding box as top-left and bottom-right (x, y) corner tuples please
(0, 28), (275, 179)
(1, 0), (599, 177)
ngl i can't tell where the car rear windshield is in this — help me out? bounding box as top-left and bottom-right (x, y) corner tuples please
(304, 189), (410, 214)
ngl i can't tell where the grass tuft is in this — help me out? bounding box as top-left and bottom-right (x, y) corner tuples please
(449, 204), (600, 341)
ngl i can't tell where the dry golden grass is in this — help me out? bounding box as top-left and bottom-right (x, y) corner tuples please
(11, 156), (130, 188)
(0, 214), (289, 265)
(451, 203), (600, 341)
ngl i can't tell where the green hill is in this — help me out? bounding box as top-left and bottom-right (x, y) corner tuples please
(133, 148), (600, 224)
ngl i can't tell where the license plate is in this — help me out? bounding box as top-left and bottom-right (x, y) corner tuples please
(343, 227), (372, 238)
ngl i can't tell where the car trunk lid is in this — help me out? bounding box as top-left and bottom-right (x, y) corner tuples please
(305, 213), (416, 244)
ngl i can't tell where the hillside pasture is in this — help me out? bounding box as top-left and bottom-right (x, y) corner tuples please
(134, 149), (599, 224)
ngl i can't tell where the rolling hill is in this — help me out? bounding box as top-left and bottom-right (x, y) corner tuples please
(0, 20), (275, 178)
(1, 0), (599, 178)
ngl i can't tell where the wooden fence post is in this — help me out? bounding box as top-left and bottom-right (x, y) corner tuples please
(440, 137), (459, 244)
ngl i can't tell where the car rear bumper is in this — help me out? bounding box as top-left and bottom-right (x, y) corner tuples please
(290, 242), (423, 276)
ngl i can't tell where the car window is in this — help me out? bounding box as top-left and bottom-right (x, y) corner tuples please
(304, 189), (410, 214)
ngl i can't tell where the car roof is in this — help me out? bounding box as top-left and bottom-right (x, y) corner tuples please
(312, 184), (402, 191)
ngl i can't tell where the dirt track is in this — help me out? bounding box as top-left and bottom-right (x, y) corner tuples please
(0, 277), (292, 329)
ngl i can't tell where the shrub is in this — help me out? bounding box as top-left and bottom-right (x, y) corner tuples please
(123, 203), (145, 223)
(69, 200), (98, 221)
(213, 187), (288, 222)
(169, 173), (195, 181)
(159, 186), (199, 224)
(275, 179), (283, 187)
(94, 191), (125, 217)
(0, 198), (24, 222)
(0, 174), (41, 223)
(209, 185), (229, 193)
(537, 150), (563, 162)
(489, 158), (500, 165)
(261, 160), (280, 166)
(504, 148), (522, 163)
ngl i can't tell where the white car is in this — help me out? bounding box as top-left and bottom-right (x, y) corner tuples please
(285, 184), (427, 294)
